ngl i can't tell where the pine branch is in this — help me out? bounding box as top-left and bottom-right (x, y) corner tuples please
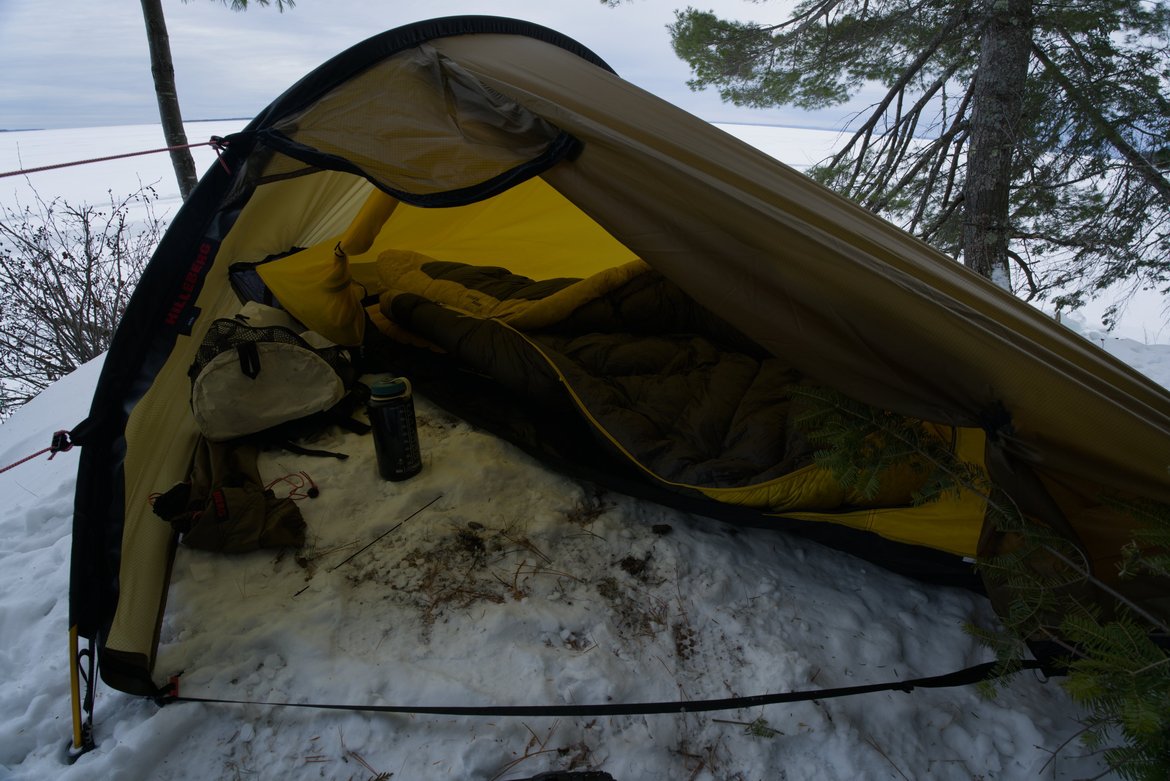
(1031, 40), (1170, 206)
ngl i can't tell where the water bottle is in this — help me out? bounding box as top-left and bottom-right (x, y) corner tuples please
(368, 377), (422, 481)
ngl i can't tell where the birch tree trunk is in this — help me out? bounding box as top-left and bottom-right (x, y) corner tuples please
(140, 0), (199, 200)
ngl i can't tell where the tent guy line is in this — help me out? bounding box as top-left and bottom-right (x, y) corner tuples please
(0, 137), (230, 180)
(0, 430), (73, 475)
(156, 659), (1048, 718)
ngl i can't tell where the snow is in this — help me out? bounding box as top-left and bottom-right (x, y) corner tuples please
(3, 122), (1168, 781)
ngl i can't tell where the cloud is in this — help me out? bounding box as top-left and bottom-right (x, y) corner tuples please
(1, 0), (850, 131)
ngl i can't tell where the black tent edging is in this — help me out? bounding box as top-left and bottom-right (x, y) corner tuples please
(154, 658), (1048, 717)
(68, 13), (617, 702)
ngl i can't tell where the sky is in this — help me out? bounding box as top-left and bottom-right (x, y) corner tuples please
(2, 0), (1167, 338)
(0, 0), (856, 132)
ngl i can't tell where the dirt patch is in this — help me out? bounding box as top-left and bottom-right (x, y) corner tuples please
(595, 575), (669, 641)
(565, 486), (613, 525)
(346, 523), (511, 641)
(619, 554), (649, 578)
(672, 621), (697, 661)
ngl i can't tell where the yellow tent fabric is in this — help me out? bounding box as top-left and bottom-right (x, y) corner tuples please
(74, 18), (1170, 698)
(259, 176), (640, 344)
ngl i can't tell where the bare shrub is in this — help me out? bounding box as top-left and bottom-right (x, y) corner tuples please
(0, 183), (164, 417)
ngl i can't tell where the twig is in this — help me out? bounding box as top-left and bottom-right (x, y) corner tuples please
(500, 531), (553, 564)
(1037, 723), (1091, 776)
(711, 717), (783, 738)
(487, 721), (560, 781)
(328, 495), (442, 572)
(299, 540), (361, 564)
(864, 734), (911, 781)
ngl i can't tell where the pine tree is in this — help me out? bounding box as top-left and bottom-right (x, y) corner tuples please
(663, 0), (1170, 321)
(789, 385), (1170, 780)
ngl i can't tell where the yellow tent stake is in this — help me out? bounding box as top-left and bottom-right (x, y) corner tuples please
(69, 625), (83, 750)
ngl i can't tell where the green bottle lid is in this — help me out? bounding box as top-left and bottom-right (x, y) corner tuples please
(371, 378), (407, 398)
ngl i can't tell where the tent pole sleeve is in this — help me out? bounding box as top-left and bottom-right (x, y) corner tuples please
(338, 190), (399, 256)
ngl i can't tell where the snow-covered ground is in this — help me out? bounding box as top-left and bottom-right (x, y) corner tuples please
(2, 122), (1168, 780)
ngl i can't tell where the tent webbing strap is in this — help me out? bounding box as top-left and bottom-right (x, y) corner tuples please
(158, 659), (1047, 717)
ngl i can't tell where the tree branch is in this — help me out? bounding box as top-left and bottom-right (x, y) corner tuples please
(1031, 41), (1170, 206)
(827, 4), (974, 169)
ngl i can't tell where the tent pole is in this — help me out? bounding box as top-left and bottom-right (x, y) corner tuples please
(67, 626), (96, 760)
(69, 626), (82, 750)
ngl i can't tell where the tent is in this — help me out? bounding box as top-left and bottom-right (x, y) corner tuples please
(69, 15), (1170, 740)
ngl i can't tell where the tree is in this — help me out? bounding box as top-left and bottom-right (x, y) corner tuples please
(139, 0), (294, 201)
(663, 1), (1170, 321)
(0, 185), (164, 417)
(792, 384), (1170, 780)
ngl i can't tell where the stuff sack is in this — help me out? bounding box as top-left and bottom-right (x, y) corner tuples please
(189, 303), (358, 442)
(152, 438), (306, 553)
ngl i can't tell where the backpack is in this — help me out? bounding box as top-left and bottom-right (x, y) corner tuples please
(188, 303), (366, 447)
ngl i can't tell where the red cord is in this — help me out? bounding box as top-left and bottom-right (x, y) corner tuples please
(264, 471), (319, 500)
(0, 430), (74, 475)
(0, 137), (230, 179)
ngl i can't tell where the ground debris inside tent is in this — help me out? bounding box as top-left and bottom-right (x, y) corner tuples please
(151, 389), (1104, 781)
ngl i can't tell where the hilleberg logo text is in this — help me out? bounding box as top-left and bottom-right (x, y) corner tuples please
(165, 241), (214, 326)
